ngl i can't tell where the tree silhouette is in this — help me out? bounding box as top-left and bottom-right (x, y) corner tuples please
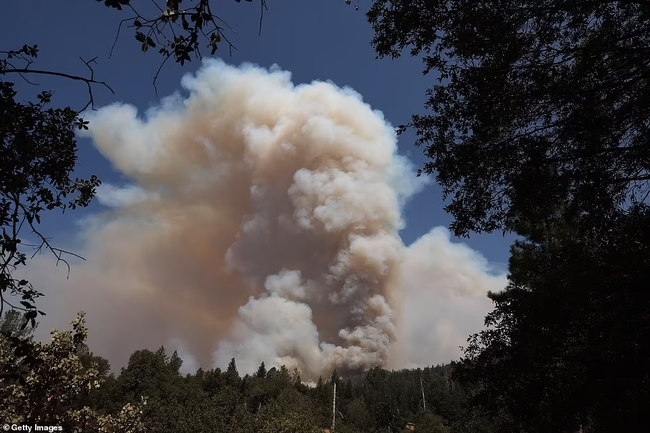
(366, 0), (650, 238)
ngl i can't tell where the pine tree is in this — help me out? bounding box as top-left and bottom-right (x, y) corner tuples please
(227, 358), (238, 377)
(168, 350), (183, 375)
(225, 357), (240, 387)
(255, 361), (267, 379)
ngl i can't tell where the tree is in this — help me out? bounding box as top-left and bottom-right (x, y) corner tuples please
(329, 369), (340, 386)
(364, 2), (650, 431)
(112, 346), (219, 433)
(365, 0), (650, 238)
(97, 0), (268, 93)
(255, 401), (322, 433)
(0, 309), (34, 339)
(0, 45), (103, 321)
(256, 361), (267, 379)
(227, 357), (239, 379)
(168, 350), (183, 374)
(345, 398), (373, 432)
(413, 410), (450, 433)
(0, 309), (37, 385)
(0, 311), (146, 432)
(454, 205), (650, 432)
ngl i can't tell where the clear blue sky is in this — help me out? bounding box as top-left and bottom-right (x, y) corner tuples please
(2, 0), (516, 270)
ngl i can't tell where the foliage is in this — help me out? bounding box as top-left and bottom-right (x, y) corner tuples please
(0, 311), (147, 432)
(0, 309), (37, 385)
(0, 45), (102, 322)
(0, 309), (35, 340)
(455, 205), (650, 432)
(61, 342), (496, 433)
(97, 0), (267, 93)
(365, 0), (650, 238)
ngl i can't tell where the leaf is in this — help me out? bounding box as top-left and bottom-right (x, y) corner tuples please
(147, 37), (156, 48)
(135, 32), (147, 43)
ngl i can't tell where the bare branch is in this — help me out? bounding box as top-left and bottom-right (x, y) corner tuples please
(0, 59), (115, 112)
(109, 17), (137, 59)
(259, 0), (267, 36)
(103, 0), (258, 96)
(153, 52), (173, 97)
(150, 0), (164, 14)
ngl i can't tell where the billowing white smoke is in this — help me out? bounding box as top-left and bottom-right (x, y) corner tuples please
(27, 60), (506, 380)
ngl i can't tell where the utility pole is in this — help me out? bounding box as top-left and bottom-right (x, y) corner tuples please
(420, 377), (426, 411)
(331, 381), (337, 433)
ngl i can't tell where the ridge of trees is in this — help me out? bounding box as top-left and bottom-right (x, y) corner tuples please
(0, 309), (501, 433)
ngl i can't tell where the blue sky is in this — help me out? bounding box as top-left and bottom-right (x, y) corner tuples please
(2, 0), (515, 270)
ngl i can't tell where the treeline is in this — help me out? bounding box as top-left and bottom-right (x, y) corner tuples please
(0, 310), (503, 433)
(84, 350), (482, 433)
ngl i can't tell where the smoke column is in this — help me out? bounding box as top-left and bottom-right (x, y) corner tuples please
(28, 60), (506, 380)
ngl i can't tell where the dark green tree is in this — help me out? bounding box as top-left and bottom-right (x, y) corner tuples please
(224, 357), (242, 392)
(168, 350), (183, 374)
(455, 206), (650, 432)
(0, 45), (103, 321)
(79, 350), (111, 378)
(365, 0), (650, 238)
(345, 398), (373, 432)
(227, 357), (239, 378)
(412, 410), (449, 433)
(117, 348), (173, 402)
(256, 361), (267, 379)
(329, 368), (340, 385)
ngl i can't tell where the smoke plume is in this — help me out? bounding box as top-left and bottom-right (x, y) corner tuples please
(28, 60), (506, 380)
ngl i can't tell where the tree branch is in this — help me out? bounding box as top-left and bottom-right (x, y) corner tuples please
(0, 59), (115, 112)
